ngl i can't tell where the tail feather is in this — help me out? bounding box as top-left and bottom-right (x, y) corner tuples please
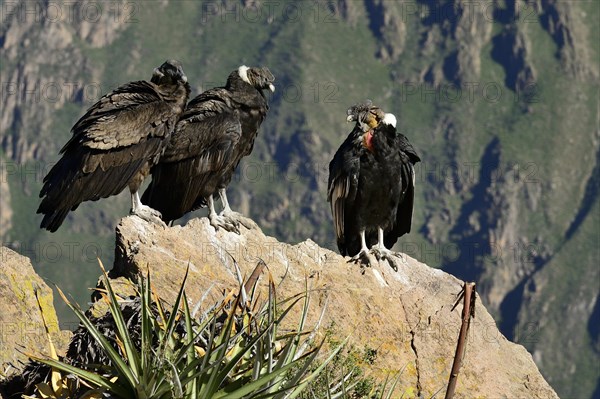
(142, 159), (217, 223)
(40, 208), (72, 233)
(38, 141), (162, 231)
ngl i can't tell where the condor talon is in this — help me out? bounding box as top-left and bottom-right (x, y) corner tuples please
(207, 195), (239, 233)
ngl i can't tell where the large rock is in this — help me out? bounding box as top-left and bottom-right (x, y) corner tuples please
(110, 215), (559, 398)
(0, 247), (69, 370)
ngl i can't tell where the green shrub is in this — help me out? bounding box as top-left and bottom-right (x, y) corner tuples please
(26, 261), (344, 399)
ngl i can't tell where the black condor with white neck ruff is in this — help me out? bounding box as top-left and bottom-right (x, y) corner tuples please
(37, 60), (190, 232)
(328, 102), (420, 269)
(142, 66), (275, 232)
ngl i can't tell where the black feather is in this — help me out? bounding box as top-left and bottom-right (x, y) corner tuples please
(37, 60), (190, 231)
(142, 66), (273, 223)
(327, 109), (420, 256)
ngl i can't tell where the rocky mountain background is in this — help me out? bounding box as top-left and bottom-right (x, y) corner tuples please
(0, 0), (598, 397)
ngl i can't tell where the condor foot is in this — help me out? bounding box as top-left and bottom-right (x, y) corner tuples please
(370, 245), (406, 271)
(348, 248), (378, 269)
(131, 205), (165, 227)
(221, 210), (258, 231)
(209, 213), (240, 234)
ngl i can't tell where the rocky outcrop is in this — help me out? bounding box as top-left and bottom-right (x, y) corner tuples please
(538, 0), (598, 80)
(1, 1), (82, 163)
(491, 26), (537, 94)
(457, 0), (495, 77)
(107, 216), (558, 398)
(0, 0), (130, 164)
(0, 247), (70, 369)
(363, 0), (407, 62)
(68, 0), (135, 48)
(0, 215), (563, 397)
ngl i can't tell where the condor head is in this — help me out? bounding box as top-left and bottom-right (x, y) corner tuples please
(347, 101), (395, 152)
(346, 100), (386, 133)
(237, 65), (275, 95)
(151, 59), (188, 86)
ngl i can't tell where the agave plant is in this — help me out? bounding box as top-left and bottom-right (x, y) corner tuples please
(19, 260), (344, 399)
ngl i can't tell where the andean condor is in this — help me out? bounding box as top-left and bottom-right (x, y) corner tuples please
(141, 66), (275, 232)
(37, 60), (190, 232)
(327, 101), (421, 269)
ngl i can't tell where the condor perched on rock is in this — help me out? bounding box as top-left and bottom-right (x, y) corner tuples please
(141, 66), (275, 233)
(327, 101), (420, 269)
(37, 60), (190, 232)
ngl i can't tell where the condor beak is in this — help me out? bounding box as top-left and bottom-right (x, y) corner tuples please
(346, 115), (354, 123)
(268, 83), (275, 93)
(152, 67), (164, 79)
